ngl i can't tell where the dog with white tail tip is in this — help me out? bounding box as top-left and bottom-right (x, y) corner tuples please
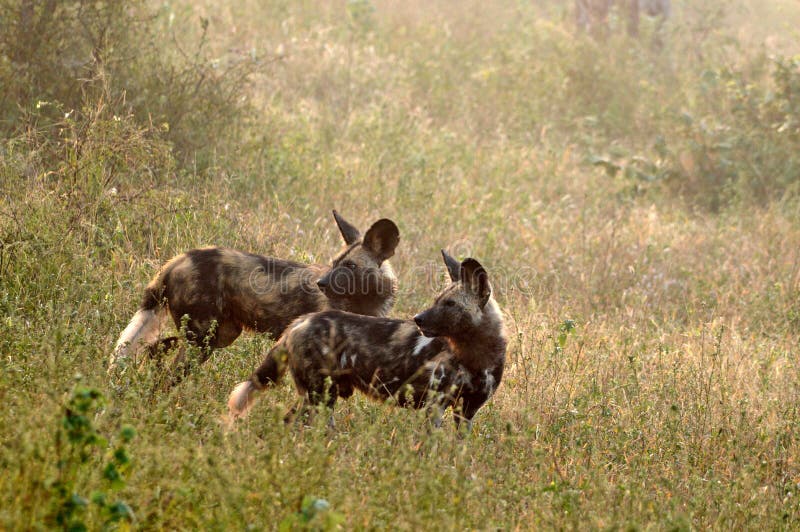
(228, 250), (507, 432)
(110, 210), (400, 385)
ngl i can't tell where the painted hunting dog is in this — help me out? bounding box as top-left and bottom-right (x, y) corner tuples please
(110, 211), (400, 381)
(228, 250), (507, 431)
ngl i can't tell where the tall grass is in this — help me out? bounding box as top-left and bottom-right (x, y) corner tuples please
(2, 0), (800, 528)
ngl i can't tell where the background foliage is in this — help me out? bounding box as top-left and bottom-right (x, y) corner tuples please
(2, 0), (800, 528)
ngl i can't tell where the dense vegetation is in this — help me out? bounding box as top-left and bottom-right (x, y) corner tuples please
(2, 0), (800, 528)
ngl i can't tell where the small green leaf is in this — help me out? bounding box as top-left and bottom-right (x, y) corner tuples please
(119, 425), (136, 443)
(107, 501), (135, 522)
(70, 493), (89, 508)
(588, 156), (621, 177)
(113, 447), (130, 467)
(90, 491), (107, 506)
(103, 463), (124, 488)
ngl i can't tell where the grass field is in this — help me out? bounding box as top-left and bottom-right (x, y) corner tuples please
(2, 0), (800, 529)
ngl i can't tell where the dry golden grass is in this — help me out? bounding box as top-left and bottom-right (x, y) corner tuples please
(2, 0), (800, 529)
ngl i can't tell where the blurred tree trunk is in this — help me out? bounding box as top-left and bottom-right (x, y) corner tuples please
(10, 0), (59, 61)
(627, 0), (640, 37)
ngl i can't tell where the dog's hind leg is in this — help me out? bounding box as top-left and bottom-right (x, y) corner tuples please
(165, 319), (242, 388)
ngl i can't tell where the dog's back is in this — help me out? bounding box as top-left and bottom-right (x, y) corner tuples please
(282, 310), (447, 402)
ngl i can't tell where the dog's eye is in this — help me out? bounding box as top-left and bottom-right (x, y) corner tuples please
(343, 261), (357, 270)
(444, 300), (456, 307)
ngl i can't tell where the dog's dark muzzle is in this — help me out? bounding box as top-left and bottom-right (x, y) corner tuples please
(413, 310), (437, 336)
(316, 275), (330, 291)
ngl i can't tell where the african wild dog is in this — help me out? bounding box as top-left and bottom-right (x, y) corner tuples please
(228, 250), (507, 431)
(109, 211), (400, 380)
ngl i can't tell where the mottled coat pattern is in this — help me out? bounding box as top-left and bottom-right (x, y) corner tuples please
(229, 251), (507, 430)
(110, 211), (400, 379)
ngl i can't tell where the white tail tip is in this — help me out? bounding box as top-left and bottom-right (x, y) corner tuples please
(109, 309), (163, 374)
(228, 381), (259, 422)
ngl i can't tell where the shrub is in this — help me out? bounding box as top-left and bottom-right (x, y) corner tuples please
(48, 387), (136, 531)
(0, 0), (254, 169)
(660, 56), (800, 210)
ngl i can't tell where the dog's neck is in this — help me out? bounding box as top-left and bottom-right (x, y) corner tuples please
(328, 291), (396, 317)
(446, 298), (507, 371)
(318, 262), (397, 318)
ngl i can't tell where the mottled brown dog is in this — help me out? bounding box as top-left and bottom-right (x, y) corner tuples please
(110, 211), (400, 380)
(229, 251), (507, 431)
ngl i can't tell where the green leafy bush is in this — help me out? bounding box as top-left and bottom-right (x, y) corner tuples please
(48, 387), (136, 530)
(660, 56), (800, 210)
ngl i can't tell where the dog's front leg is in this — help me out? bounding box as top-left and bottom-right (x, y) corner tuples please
(425, 400), (444, 430)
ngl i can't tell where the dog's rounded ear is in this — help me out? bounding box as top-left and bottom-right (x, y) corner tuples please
(333, 210), (361, 245)
(441, 249), (461, 282)
(460, 258), (491, 307)
(363, 219), (400, 262)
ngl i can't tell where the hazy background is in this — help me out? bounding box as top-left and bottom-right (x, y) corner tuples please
(2, 0), (800, 528)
